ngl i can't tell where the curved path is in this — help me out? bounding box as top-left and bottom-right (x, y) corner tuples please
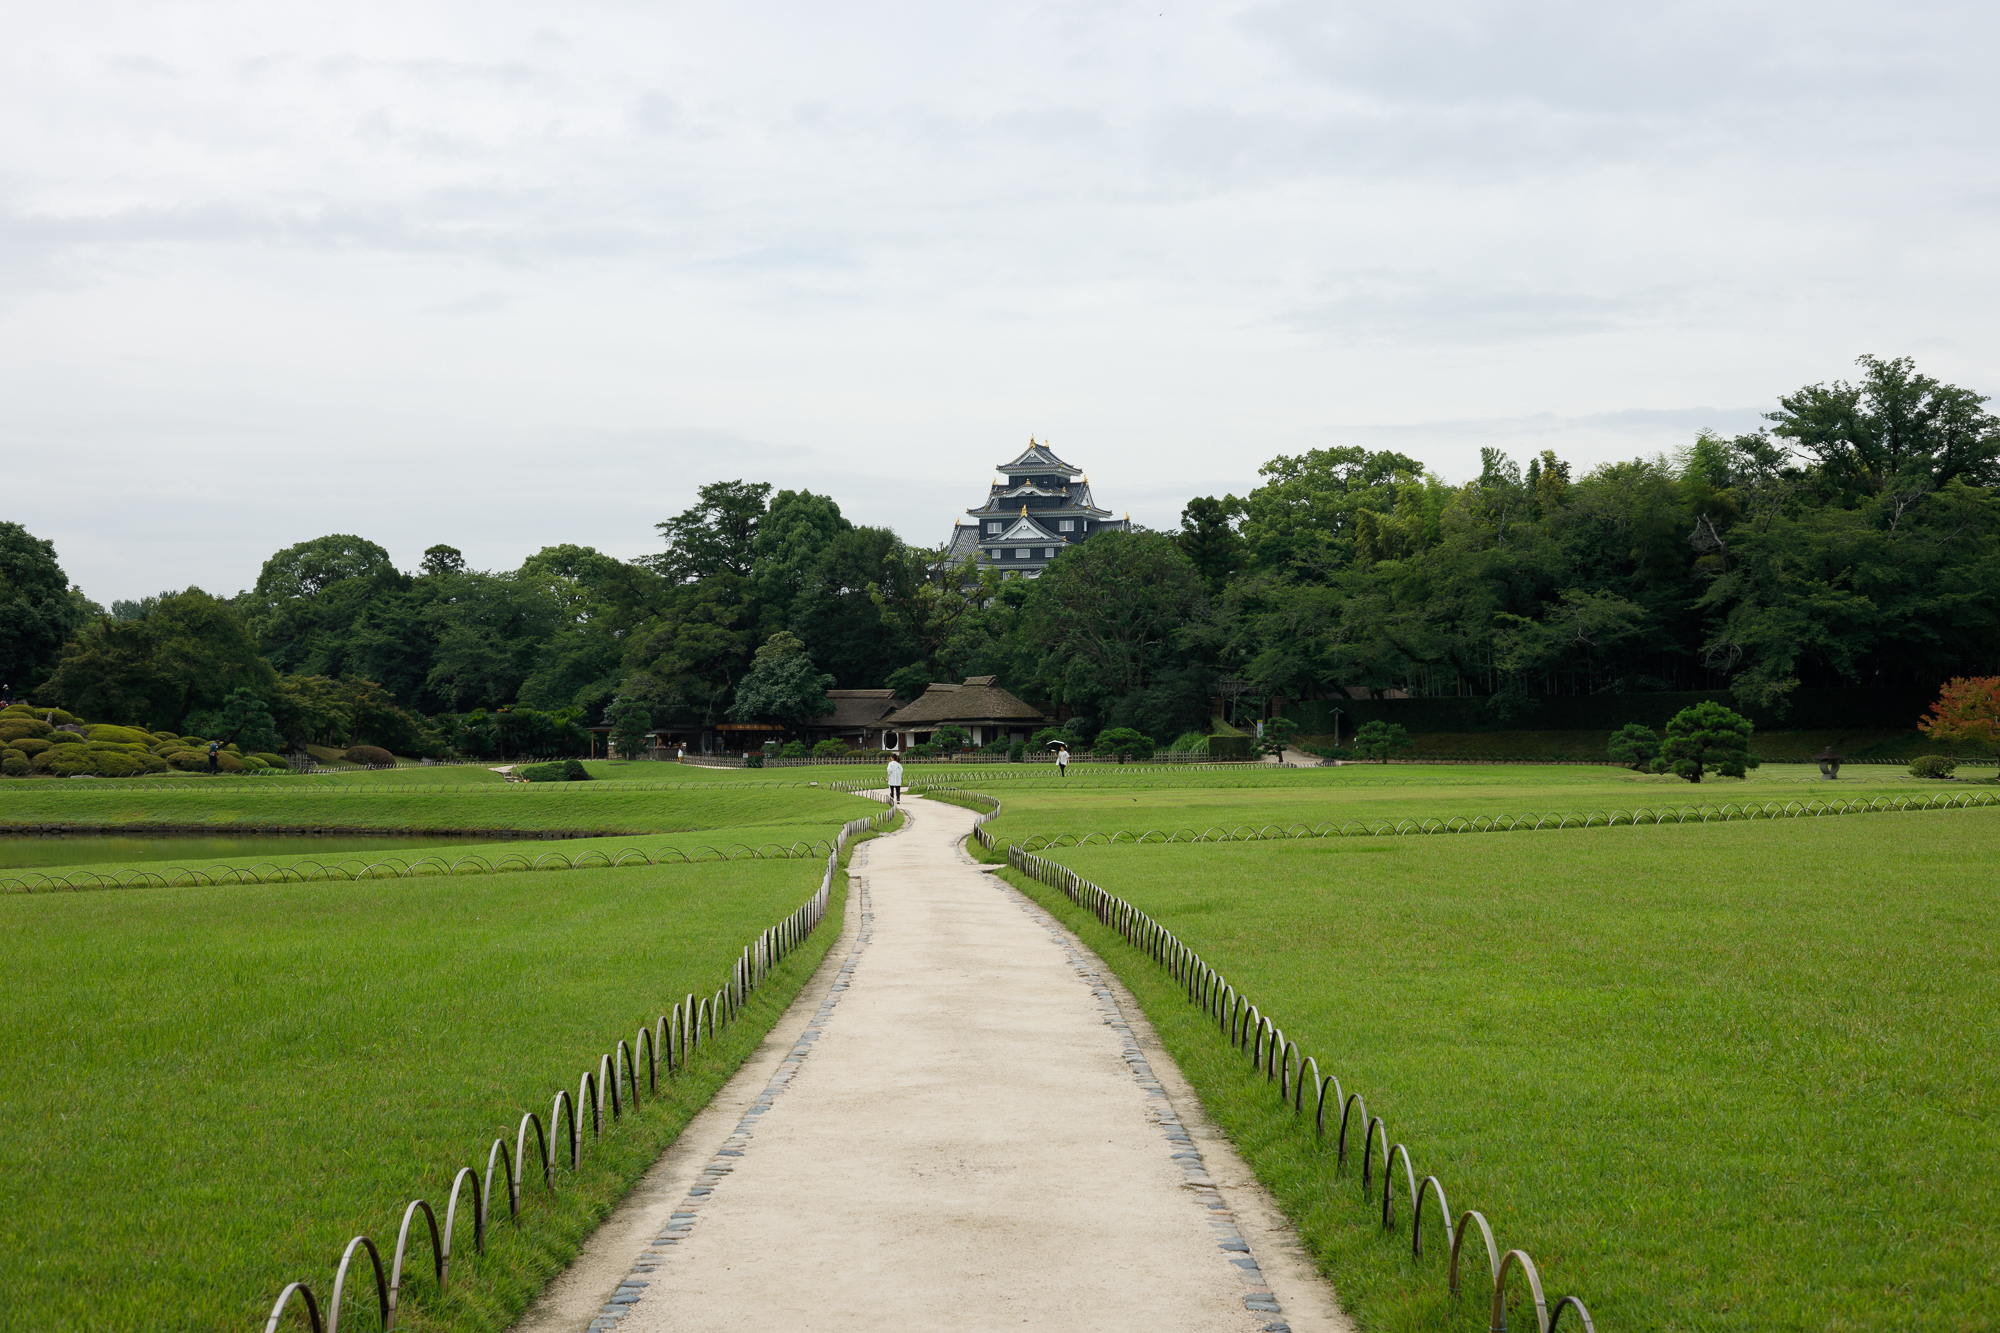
(514, 797), (1348, 1333)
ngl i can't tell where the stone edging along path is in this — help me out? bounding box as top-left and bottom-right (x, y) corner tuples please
(510, 797), (1348, 1333)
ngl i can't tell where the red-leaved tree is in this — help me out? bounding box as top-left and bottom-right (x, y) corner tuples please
(1918, 677), (2000, 757)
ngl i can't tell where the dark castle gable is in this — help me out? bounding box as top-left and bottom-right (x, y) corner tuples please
(943, 439), (1129, 578)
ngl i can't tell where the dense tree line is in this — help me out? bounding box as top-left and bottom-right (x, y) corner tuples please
(6, 354), (1995, 752)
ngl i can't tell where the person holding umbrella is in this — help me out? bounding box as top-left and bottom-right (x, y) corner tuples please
(1054, 743), (1069, 778)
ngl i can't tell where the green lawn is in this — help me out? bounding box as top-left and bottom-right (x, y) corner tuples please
(1001, 810), (2000, 1332)
(0, 853), (856, 1333)
(0, 820), (878, 892)
(965, 762), (1968, 845)
(0, 777), (878, 836)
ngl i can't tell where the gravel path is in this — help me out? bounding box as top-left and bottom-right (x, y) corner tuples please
(512, 797), (1348, 1333)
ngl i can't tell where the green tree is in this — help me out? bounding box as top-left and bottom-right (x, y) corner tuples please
(1256, 716), (1299, 759)
(1659, 702), (1758, 782)
(1023, 530), (1205, 728)
(37, 589), (276, 731)
(932, 725), (971, 752)
(1768, 354), (2000, 496)
(1350, 720), (1413, 763)
(0, 521), (88, 694)
(1607, 723), (1662, 771)
(728, 632), (835, 727)
(184, 687), (284, 754)
(886, 662), (933, 701)
(751, 490), (853, 620)
(604, 693), (653, 760)
(1177, 496), (1245, 593)
(1237, 447), (1432, 575)
(652, 480), (771, 582)
(869, 543), (982, 683)
(787, 526), (916, 689)
(1092, 726), (1156, 762)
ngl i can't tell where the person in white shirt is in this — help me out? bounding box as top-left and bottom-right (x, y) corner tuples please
(1056, 745), (1069, 778)
(885, 756), (904, 805)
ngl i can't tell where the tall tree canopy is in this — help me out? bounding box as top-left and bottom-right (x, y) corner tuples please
(39, 589), (276, 730)
(22, 352), (1996, 752)
(0, 521), (88, 693)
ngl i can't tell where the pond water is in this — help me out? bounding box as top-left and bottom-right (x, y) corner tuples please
(0, 833), (507, 870)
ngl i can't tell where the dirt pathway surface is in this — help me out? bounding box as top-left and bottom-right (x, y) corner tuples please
(513, 796), (1348, 1333)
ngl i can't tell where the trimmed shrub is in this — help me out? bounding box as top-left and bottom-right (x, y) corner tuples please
(780, 740), (810, 759)
(240, 756), (269, 771)
(744, 753), (765, 768)
(42, 730), (84, 747)
(1166, 730), (1210, 755)
(11, 737), (52, 757)
(1008, 741), (1025, 763)
(1909, 755), (1958, 779)
(1093, 727), (1157, 762)
(252, 753), (289, 769)
(344, 745), (396, 767)
(0, 718), (52, 743)
(162, 749), (245, 773)
(811, 738), (850, 759)
(86, 724), (154, 746)
(1, 748), (29, 777)
(1207, 734), (1257, 761)
(1608, 723), (1662, 771)
(37, 748), (122, 777)
(152, 731), (180, 743)
(1352, 720), (1417, 762)
(519, 759), (592, 782)
(1659, 701), (1759, 782)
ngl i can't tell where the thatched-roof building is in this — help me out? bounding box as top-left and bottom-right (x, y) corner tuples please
(879, 676), (1046, 750)
(802, 689), (907, 750)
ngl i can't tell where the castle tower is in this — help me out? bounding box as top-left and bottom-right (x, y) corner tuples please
(943, 440), (1128, 578)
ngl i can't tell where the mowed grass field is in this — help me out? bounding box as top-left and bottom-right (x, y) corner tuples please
(968, 761), (1973, 844)
(0, 853), (859, 1333)
(0, 773), (879, 835)
(999, 806), (2000, 1331)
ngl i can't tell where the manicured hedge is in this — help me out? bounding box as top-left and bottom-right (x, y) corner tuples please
(1284, 685), (1942, 736)
(344, 745), (396, 767)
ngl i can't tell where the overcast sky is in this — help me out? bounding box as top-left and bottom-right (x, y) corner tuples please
(5, 0), (1996, 603)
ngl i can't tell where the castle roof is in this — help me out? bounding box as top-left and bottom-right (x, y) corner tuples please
(994, 439), (1081, 477)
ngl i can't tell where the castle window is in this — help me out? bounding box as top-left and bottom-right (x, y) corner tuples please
(986, 522), (1000, 533)
(1014, 548), (1027, 559)
(1059, 520), (1074, 532)
(1043, 548), (1055, 558)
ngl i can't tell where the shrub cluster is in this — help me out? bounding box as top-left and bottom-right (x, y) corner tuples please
(0, 703), (288, 778)
(343, 745), (396, 768)
(1909, 754), (1958, 779)
(517, 758), (592, 782)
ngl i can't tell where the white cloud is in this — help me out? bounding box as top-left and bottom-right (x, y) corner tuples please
(0, 0), (1995, 599)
